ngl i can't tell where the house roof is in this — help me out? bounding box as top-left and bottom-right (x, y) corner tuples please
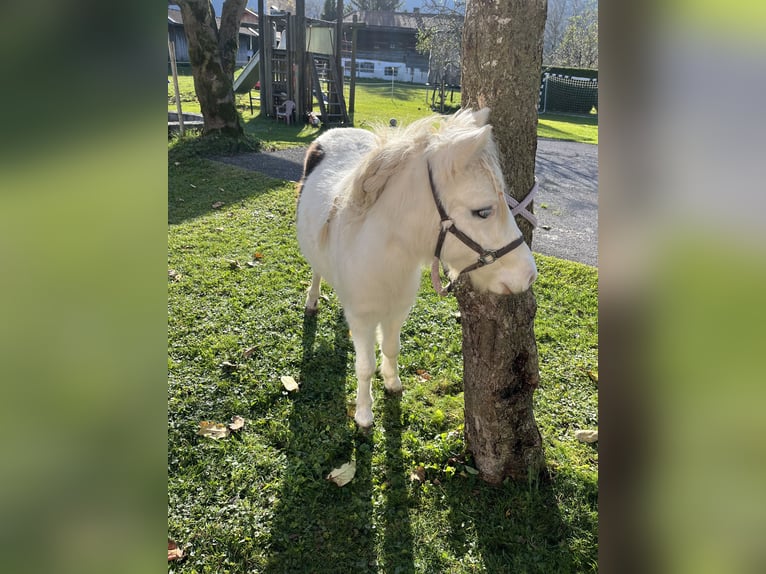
(343, 11), (461, 31)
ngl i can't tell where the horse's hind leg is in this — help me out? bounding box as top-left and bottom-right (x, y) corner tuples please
(379, 312), (406, 394)
(304, 272), (322, 315)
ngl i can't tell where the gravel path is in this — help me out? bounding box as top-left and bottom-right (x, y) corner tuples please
(214, 137), (598, 267)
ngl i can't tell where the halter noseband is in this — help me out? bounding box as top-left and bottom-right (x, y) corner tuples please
(428, 164), (526, 296)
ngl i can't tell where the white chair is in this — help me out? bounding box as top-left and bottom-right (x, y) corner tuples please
(276, 99), (295, 125)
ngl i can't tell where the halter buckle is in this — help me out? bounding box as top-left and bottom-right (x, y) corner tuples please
(478, 250), (497, 266)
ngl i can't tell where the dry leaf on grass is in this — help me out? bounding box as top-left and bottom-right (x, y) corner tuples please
(227, 259), (241, 270)
(168, 540), (184, 561)
(228, 415), (245, 431)
(416, 369), (432, 381)
(281, 375), (299, 392)
(575, 429), (599, 443)
(242, 346), (257, 358)
(327, 461), (356, 486)
(212, 201), (224, 209)
(197, 421), (230, 440)
(168, 269), (182, 282)
(587, 370), (599, 383)
(410, 465), (426, 483)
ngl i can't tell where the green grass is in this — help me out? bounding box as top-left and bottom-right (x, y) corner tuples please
(538, 113), (599, 145)
(169, 75), (598, 145)
(167, 151), (598, 573)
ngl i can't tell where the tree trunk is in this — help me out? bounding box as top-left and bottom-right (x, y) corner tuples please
(458, 0), (548, 484)
(175, 0), (247, 137)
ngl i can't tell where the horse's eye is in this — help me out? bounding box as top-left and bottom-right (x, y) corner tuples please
(472, 207), (493, 219)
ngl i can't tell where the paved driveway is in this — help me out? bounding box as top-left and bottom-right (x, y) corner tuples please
(215, 137), (597, 267)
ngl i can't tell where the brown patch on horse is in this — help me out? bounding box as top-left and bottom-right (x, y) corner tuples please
(296, 141), (325, 208)
(318, 197), (340, 247)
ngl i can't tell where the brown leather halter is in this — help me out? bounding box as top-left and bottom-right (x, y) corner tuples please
(428, 164), (526, 295)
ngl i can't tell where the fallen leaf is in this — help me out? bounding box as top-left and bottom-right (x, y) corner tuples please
(228, 415), (245, 431)
(212, 201), (224, 209)
(281, 375), (299, 392)
(168, 269), (182, 282)
(246, 261), (257, 268)
(214, 227), (224, 232)
(219, 187), (225, 192)
(416, 369), (432, 381)
(327, 461), (356, 486)
(190, 183), (196, 188)
(253, 252), (263, 260)
(575, 429), (598, 443)
(197, 421), (230, 440)
(587, 370), (599, 383)
(168, 540), (184, 561)
(541, 225), (551, 230)
(173, 161), (180, 166)
(242, 346), (257, 358)
(464, 465), (479, 475)
(227, 259), (241, 270)
(220, 360), (239, 369)
(410, 465), (426, 483)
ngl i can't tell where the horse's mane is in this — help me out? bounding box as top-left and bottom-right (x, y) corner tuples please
(342, 110), (503, 214)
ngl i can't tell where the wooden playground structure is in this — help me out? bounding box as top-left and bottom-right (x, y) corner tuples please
(233, 1), (362, 127)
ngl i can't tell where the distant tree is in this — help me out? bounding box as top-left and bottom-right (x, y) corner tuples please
(544, 0), (585, 63)
(348, 0), (402, 11)
(416, 1), (464, 98)
(172, 0), (247, 137)
(305, 0), (323, 18)
(552, 0), (597, 68)
(321, 0), (338, 19)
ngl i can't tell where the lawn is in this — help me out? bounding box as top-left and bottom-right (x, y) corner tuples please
(168, 75), (598, 146)
(167, 143), (598, 572)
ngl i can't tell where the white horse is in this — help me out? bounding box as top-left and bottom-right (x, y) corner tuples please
(296, 108), (537, 428)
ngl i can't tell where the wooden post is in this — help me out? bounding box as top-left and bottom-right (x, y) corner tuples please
(258, 0), (267, 117)
(349, 14), (357, 123)
(295, 0), (306, 120)
(168, 35), (185, 136)
(335, 0), (343, 78)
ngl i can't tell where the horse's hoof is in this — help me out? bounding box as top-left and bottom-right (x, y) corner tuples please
(354, 410), (374, 430)
(383, 377), (402, 394)
(304, 305), (318, 317)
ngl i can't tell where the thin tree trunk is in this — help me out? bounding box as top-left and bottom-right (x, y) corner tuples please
(458, 0), (548, 484)
(176, 0), (246, 137)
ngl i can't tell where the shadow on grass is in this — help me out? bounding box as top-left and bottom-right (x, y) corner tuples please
(442, 470), (598, 572)
(264, 309), (377, 573)
(168, 156), (287, 225)
(380, 394), (415, 573)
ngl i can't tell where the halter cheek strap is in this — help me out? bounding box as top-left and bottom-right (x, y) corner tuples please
(427, 164), (532, 296)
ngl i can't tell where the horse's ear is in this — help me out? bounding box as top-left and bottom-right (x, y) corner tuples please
(449, 125), (493, 168)
(473, 108), (491, 126)
(431, 124), (493, 174)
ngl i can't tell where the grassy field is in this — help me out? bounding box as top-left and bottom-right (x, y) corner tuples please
(168, 75), (598, 146)
(167, 141), (598, 572)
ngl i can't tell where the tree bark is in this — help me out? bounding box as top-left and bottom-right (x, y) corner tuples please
(458, 0), (548, 484)
(175, 0), (247, 137)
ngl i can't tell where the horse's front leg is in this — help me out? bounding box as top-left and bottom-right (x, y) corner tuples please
(347, 314), (377, 428)
(304, 272), (322, 315)
(379, 313), (406, 394)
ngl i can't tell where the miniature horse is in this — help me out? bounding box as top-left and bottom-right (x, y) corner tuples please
(296, 108), (537, 428)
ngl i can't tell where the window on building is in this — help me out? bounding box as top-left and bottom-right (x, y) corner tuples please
(359, 62), (374, 74)
(384, 66), (399, 77)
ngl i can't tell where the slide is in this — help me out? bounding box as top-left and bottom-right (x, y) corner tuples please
(233, 51), (260, 94)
